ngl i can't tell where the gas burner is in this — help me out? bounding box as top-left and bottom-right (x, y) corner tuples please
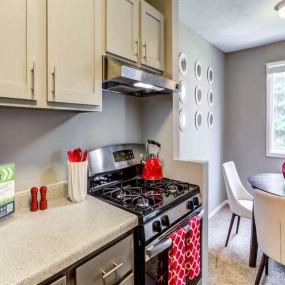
(116, 190), (127, 200)
(135, 197), (150, 209)
(166, 184), (179, 194)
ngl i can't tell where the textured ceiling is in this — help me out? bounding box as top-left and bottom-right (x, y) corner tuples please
(179, 0), (285, 53)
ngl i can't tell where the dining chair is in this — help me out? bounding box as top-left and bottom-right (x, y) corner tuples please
(254, 189), (285, 284)
(222, 161), (253, 247)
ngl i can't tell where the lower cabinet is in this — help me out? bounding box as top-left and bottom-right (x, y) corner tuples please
(76, 235), (134, 285)
(43, 233), (134, 285)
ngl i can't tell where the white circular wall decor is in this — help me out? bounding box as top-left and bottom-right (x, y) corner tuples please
(195, 86), (202, 105)
(207, 89), (214, 107)
(179, 81), (188, 103)
(207, 67), (214, 84)
(179, 53), (188, 76)
(208, 111), (214, 128)
(195, 60), (202, 80)
(195, 111), (203, 130)
(179, 109), (188, 131)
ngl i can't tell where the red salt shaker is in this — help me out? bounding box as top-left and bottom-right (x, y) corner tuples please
(30, 187), (39, 212)
(40, 186), (48, 210)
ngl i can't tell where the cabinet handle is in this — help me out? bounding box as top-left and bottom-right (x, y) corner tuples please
(30, 62), (35, 97)
(134, 36), (139, 58)
(101, 262), (123, 279)
(52, 67), (56, 97)
(143, 40), (147, 60)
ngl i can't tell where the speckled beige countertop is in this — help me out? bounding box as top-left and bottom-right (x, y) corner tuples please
(0, 195), (138, 285)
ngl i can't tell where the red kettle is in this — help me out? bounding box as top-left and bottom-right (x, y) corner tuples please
(142, 140), (163, 180)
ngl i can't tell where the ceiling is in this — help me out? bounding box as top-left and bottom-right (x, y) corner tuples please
(179, 0), (285, 53)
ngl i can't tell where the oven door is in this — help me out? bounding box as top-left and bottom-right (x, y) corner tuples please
(144, 209), (203, 285)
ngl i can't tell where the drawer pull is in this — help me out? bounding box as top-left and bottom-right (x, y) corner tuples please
(102, 262), (123, 279)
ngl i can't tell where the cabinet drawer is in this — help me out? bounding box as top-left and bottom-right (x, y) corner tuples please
(76, 235), (133, 285)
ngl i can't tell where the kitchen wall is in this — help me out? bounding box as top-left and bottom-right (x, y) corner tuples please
(178, 23), (226, 214)
(225, 40), (285, 190)
(0, 93), (142, 191)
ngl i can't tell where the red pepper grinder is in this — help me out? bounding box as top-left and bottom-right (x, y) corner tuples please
(30, 187), (39, 212)
(40, 186), (48, 210)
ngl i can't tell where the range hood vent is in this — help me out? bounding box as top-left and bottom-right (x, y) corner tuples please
(102, 56), (179, 96)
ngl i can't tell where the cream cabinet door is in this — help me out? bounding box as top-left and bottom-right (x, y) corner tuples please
(47, 0), (101, 106)
(0, 0), (38, 101)
(140, 1), (165, 71)
(106, 0), (139, 62)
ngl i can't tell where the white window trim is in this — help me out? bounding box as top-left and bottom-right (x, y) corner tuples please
(266, 60), (285, 158)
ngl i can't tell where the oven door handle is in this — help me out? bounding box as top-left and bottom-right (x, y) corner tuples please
(145, 209), (204, 261)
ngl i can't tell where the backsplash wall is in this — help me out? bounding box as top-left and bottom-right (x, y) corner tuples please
(0, 93), (143, 191)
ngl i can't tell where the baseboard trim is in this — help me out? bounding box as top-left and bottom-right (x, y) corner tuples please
(209, 200), (228, 219)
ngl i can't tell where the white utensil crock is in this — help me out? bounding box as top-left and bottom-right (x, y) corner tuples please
(67, 160), (88, 203)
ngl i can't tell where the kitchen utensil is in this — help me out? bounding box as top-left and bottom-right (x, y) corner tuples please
(40, 186), (48, 210)
(82, 150), (88, 162)
(142, 140), (163, 180)
(73, 148), (82, 162)
(30, 187), (39, 212)
(67, 151), (74, 162)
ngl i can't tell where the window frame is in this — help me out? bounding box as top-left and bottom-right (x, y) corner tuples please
(266, 60), (285, 158)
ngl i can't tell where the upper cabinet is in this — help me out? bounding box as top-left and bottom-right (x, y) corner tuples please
(140, 1), (165, 71)
(47, 0), (101, 106)
(0, 0), (39, 101)
(106, 0), (139, 63)
(106, 0), (165, 72)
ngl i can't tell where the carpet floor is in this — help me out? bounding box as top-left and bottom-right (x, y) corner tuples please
(208, 205), (285, 285)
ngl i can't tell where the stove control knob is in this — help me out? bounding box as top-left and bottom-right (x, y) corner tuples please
(161, 215), (170, 227)
(153, 220), (162, 233)
(187, 200), (194, 211)
(193, 197), (200, 208)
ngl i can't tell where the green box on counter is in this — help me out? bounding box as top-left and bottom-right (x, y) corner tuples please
(0, 164), (15, 219)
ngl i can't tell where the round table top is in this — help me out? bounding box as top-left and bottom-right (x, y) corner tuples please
(247, 173), (285, 197)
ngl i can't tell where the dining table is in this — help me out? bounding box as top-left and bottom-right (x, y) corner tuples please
(247, 173), (285, 267)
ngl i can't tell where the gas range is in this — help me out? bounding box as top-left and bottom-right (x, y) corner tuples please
(88, 144), (202, 285)
(89, 175), (200, 224)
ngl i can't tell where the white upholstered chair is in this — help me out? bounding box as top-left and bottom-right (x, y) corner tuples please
(254, 189), (285, 284)
(222, 161), (253, 246)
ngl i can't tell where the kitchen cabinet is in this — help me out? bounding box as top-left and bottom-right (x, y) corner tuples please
(47, 0), (101, 106)
(106, 0), (139, 63)
(140, 1), (165, 71)
(0, 0), (39, 101)
(76, 234), (134, 285)
(106, 0), (165, 72)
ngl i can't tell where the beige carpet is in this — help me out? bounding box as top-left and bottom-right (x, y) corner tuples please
(208, 205), (285, 285)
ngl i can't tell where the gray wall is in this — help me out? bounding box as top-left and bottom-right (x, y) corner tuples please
(0, 93), (143, 191)
(225, 41), (285, 190)
(179, 24), (226, 213)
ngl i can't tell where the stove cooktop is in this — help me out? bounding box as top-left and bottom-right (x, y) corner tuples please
(89, 176), (200, 223)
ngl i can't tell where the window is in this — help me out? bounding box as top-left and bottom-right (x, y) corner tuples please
(266, 61), (285, 157)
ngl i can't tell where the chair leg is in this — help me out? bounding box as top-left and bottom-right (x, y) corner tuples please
(265, 259), (269, 275)
(254, 253), (269, 285)
(236, 216), (241, 234)
(225, 213), (236, 247)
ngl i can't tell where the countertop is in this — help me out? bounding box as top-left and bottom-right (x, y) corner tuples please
(0, 195), (138, 285)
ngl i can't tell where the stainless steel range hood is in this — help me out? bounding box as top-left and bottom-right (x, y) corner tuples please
(102, 56), (179, 96)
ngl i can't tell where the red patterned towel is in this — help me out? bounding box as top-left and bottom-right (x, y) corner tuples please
(186, 216), (201, 280)
(168, 228), (186, 285)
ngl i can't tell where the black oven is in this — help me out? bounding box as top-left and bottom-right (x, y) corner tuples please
(134, 208), (203, 285)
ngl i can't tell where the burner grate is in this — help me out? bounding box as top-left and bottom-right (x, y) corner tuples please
(102, 184), (163, 211)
